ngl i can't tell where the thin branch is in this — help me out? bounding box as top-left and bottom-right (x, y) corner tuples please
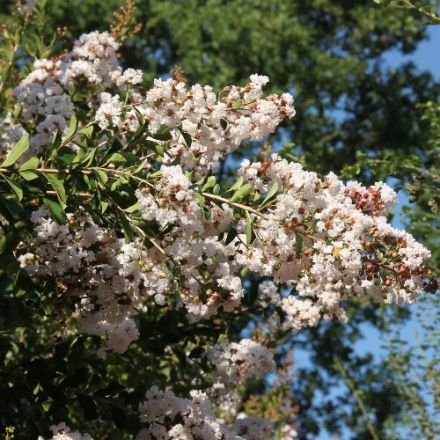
(334, 358), (380, 440)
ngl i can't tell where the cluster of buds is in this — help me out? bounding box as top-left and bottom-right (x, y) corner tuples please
(346, 184), (394, 216)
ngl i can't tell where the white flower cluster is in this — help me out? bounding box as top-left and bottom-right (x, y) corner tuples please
(207, 339), (275, 387)
(100, 73), (295, 176)
(137, 164), (243, 321)
(137, 386), (273, 440)
(235, 154), (431, 331)
(204, 339), (276, 421)
(38, 422), (92, 440)
(0, 31), (138, 158)
(19, 206), (171, 354)
(95, 92), (123, 129)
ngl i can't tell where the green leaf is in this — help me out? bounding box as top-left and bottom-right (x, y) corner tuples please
(81, 147), (98, 167)
(19, 156), (39, 181)
(19, 170), (39, 181)
(1, 135), (29, 167)
(232, 99), (242, 110)
(154, 144), (164, 156)
(202, 176), (217, 192)
(60, 153), (76, 165)
(19, 156), (38, 171)
(227, 177), (243, 193)
(45, 174), (67, 208)
(106, 152), (140, 165)
(193, 192), (206, 208)
(125, 202), (142, 213)
(213, 184), (220, 194)
(43, 197), (67, 224)
(185, 170), (194, 181)
(295, 232), (303, 259)
(63, 113), (78, 142)
(225, 227), (238, 245)
(245, 211), (254, 245)
(33, 383), (42, 395)
(1, 175), (23, 201)
(41, 400), (53, 412)
(95, 169), (108, 185)
(100, 200), (109, 214)
(78, 124), (94, 138)
(260, 181), (279, 207)
(230, 183), (252, 202)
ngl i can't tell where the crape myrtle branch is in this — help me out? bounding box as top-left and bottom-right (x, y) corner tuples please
(0, 15), (436, 439)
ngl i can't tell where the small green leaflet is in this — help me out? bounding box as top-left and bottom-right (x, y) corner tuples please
(193, 192), (206, 208)
(45, 174), (67, 208)
(260, 181), (279, 207)
(95, 169), (108, 185)
(202, 176), (217, 192)
(63, 113), (78, 142)
(245, 211), (254, 245)
(1, 135), (29, 167)
(78, 124), (94, 138)
(295, 232), (304, 258)
(227, 177), (244, 193)
(100, 200), (109, 214)
(19, 156), (39, 181)
(105, 152), (139, 165)
(232, 99), (242, 110)
(230, 183), (252, 202)
(125, 202), (142, 213)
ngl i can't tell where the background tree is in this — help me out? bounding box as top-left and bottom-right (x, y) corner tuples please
(0, 1), (438, 438)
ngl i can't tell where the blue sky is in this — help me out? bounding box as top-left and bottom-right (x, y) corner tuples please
(296, 23), (440, 440)
(385, 25), (440, 80)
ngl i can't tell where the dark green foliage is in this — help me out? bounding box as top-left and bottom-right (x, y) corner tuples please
(0, 1), (438, 438)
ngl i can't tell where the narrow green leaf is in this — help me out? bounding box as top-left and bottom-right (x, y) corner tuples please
(213, 184), (221, 195)
(100, 200), (109, 214)
(154, 144), (164, 156)
(184, 170), (194, 181)
(45, 174), (67, 208)
(95, 169), (108, 185)
(295, 232), (303, 259)
(227, 177), (243, 193)
(260, 181), (279, 207)
(1, 175), (23, 200)
(202, 176), (217, 192)
(245, 211), (254, 245)
(230, 183), (252, 202)
(78, 125), (94, 138)
(43, 197), (66, 224)
(111, 178), (122, 191)
(232, 99), (242, 110)
(81, 147), (97, 167)
(41, 400), (53, 412)
(64, 113), (78, 141)
(125, 202), (142, 213)
(193, 191), (206, 208)
(1, 135), (29, 167)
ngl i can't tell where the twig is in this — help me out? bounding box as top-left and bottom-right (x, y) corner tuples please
(334, 358), (380, 440)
